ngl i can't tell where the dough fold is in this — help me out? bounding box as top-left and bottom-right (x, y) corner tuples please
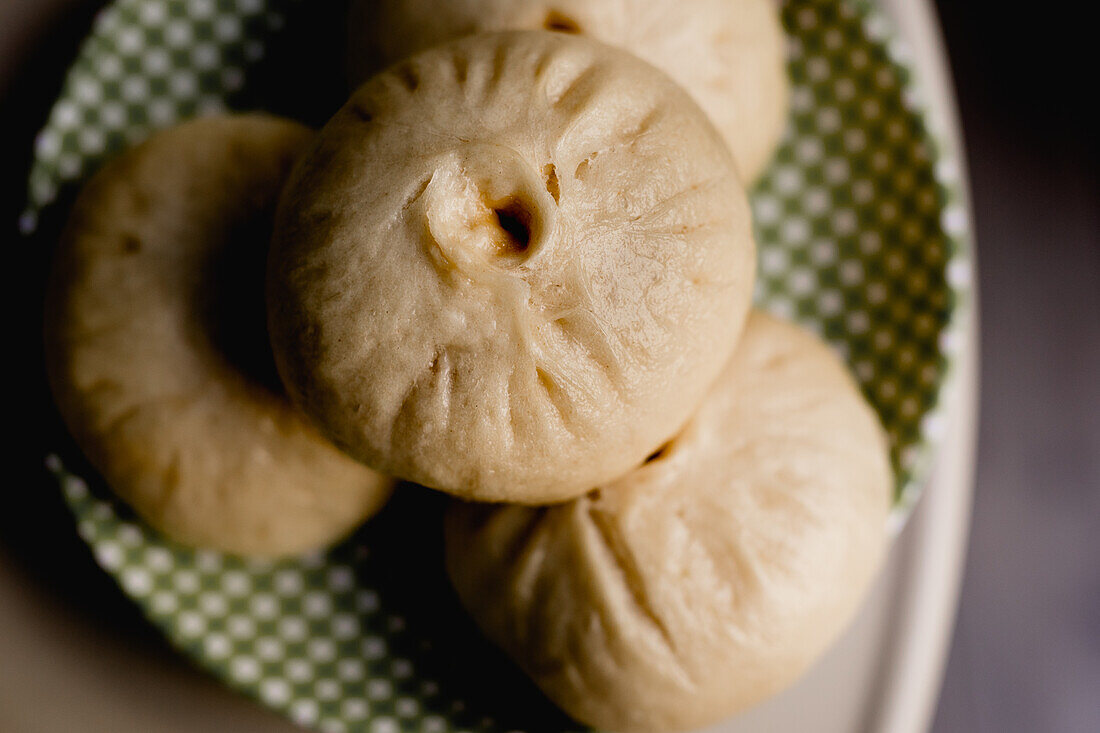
(46, 115), (395, 557)
(445, 311), (892, 732)
(269, 31), (756, 503)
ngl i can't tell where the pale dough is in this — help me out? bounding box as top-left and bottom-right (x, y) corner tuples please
(268, 31), (756, 504)
(444, 311), (893, 732)
(348, 0), (789, 182)
(46, 115), (395, 557)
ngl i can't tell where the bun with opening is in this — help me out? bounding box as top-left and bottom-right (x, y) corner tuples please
(444, 311), (893, 732)
(268, 31), (755, 503)
(347, 0), (789, 182)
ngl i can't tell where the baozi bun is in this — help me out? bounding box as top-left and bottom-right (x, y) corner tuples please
(268, 31), (756, 503)
(45, 116), (395, 557)
(444, 311), (893, 732)
(348, 0), (789, 182)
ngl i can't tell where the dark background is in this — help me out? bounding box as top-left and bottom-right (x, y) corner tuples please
(928, 3), (1099, 732)
(3, 2), (1098, 732)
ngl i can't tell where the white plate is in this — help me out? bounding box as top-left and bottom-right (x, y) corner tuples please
(0, 1), (976, 731)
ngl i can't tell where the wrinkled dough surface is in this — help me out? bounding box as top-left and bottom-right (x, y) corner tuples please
(445, 312), (893, 732)
(269, 32), (755, 503)
(348, 0), (789, 182)
(46, 115), (395, 557)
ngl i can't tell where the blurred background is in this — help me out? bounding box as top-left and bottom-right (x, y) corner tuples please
(2, 1), (1097, 731)
(929, 2), (1099, 731)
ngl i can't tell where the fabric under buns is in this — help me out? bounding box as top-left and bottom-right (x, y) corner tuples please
(45, 115), (395, 557)
(347, 0), (789, 182)
(444, 311), (893, 732)
(268, 31), (756, 504)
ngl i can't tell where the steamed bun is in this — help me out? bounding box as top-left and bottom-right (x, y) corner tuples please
(268, 31), (756, 504)
(348, 0), (789, 182)
(444, 311), (893, 732)
(45, 115), (395, 557)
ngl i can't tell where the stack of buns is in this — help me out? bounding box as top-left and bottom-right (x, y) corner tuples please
(45, 3), (892, 731)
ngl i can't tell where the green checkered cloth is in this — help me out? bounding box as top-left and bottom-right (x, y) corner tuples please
(28, 1), (971, 731)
